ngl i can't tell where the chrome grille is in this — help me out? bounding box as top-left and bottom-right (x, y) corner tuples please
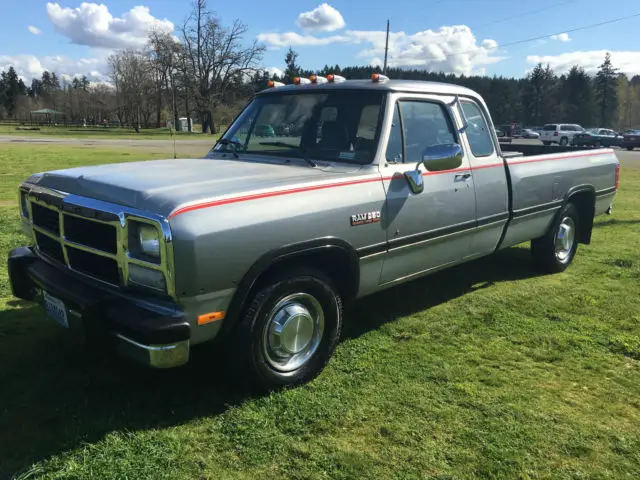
(63, 215), (118, 254)
(20, 185), (175, 299)
(28, 199), (122, 286)
(31, 203), (60, 235)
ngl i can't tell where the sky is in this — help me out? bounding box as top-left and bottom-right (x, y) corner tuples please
(0, 0), (639, 85)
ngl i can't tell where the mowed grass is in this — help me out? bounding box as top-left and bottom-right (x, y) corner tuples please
(0, 144), (639, 479)
(0, 124), (213, 139)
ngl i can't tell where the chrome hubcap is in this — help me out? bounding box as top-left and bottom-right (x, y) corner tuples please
(263, 293), (324, 372)
(555, 216), (575, 262)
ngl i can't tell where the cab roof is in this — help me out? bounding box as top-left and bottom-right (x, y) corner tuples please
(257, 79), (483, 102)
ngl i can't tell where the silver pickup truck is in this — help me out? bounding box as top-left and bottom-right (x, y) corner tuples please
(8, 74), (620, 390)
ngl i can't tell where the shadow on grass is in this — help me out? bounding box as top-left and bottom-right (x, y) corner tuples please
(0, 246), (542, 478)
(343, 246), (543, 340)
(593, 218), (640, 228)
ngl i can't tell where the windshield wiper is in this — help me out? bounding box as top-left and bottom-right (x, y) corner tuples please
(258, 141), (317, 167)
(217, 138), (242, 158)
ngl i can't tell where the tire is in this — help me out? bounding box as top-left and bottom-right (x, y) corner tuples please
(627, 147), (634, 151)
(542, 141), (551, 146)
(595, 141), (601, 148)
(560, 137), (569, 146)
(531, 203), (580, 273)
(226, 268), (343, 391)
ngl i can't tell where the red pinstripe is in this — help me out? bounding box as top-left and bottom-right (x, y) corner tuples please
(169, 149), (615, 218)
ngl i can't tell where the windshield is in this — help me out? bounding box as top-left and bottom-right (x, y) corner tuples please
(212, 89), (386, 164)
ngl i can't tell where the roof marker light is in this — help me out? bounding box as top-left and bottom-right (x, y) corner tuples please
(267, 80), (285, 88)
(371, 73), (389, 82)
(310, 75), (328, 84)
(293, 77), (311, 85)
(326, 74), (346, 83)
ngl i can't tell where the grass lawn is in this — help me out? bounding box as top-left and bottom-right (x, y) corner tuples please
(0, 144), (639, 479)
(0, 124), (216, 140)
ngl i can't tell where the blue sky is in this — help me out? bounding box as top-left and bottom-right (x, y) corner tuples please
(1, 0), (639, 83)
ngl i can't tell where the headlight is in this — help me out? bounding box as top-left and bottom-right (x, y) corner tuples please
(138, 224), (160, 257)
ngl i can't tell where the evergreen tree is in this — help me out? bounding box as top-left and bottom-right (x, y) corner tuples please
(561, 66), (594, 126)
(522, 63), (557, 125)
(594, 52), (619, 126)
(0, 67), (27, 117)
(283, 47), (300, 82)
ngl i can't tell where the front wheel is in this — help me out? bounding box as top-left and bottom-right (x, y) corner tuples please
(531, 203), (580, 273)
(227, 269), (343, 391)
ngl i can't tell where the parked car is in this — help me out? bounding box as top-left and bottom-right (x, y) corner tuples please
(621, 130), (640, 151)
(9, 75), (620, 390)
(522, 128), (540, 139)
(571, 128), (624, 148)
(540, 123), (585, 146)
(495, 127), (512, 143)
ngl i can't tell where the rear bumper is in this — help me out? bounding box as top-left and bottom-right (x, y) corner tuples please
(8, 246), (191, 368)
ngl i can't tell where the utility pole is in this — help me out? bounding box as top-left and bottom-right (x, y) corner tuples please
(383, 19), (390, 74)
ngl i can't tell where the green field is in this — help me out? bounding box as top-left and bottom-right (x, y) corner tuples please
(0, 144), (639, 479)
(0, 124), (215, 140)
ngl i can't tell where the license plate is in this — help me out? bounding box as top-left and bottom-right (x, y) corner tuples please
(43, 291), (69, 328)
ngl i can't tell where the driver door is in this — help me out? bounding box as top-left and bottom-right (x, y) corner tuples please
(379, 94), (477, 285)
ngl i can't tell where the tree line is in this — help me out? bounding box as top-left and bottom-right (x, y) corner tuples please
(278, 47), (634, 129)
(0, 3), (637, 132)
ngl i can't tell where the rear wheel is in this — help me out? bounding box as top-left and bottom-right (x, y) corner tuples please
(595, 140), (601, 148)
(531, 203), (580, 273)
(542, 141), (551, 146)
(560, 137), (569, 146)
(226, 269), (343, 391)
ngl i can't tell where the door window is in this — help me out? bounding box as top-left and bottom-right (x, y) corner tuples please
(460, 100), (495, 157)
(386, 99), (458, 164)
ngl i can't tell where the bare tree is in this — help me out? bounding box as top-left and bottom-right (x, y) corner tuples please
(107, 49), (155, 130)
(180, 0), (264, 134)
(146, 29), (182, 128)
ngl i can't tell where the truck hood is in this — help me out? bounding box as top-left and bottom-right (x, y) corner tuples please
(27, 156), (365, 217)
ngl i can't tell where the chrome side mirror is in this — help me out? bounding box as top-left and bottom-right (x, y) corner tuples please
(404, 170), (424, 194)
(403, 143), (464, 195)
(421, 143), (464, 172)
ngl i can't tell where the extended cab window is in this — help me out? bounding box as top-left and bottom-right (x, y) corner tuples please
(213, 90), (386, 165)
(390, 100), (457, 163)
(460, 100), (494, 157)
(386, 104), (403, 163)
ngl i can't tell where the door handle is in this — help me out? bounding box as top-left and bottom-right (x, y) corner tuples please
(455, 172), (471, 180)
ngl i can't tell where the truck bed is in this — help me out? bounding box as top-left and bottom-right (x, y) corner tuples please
(496, 144), (619, 250)
(499, 143), (601, 157)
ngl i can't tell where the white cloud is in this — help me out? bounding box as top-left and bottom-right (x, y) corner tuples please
(46, 2), (174, 49)
(527, 50), (640, 76)
(257, 31), (347, 48)
(258, 25), (503, 75)
(0, 54), (108, 83)
(28, 25), (41, 35)
(550, 33), (571, 42)
(266, 66), (284, 78)
(296, 3), (345, 33)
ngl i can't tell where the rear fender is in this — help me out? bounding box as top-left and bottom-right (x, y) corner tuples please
(564, 185), (596, 244)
